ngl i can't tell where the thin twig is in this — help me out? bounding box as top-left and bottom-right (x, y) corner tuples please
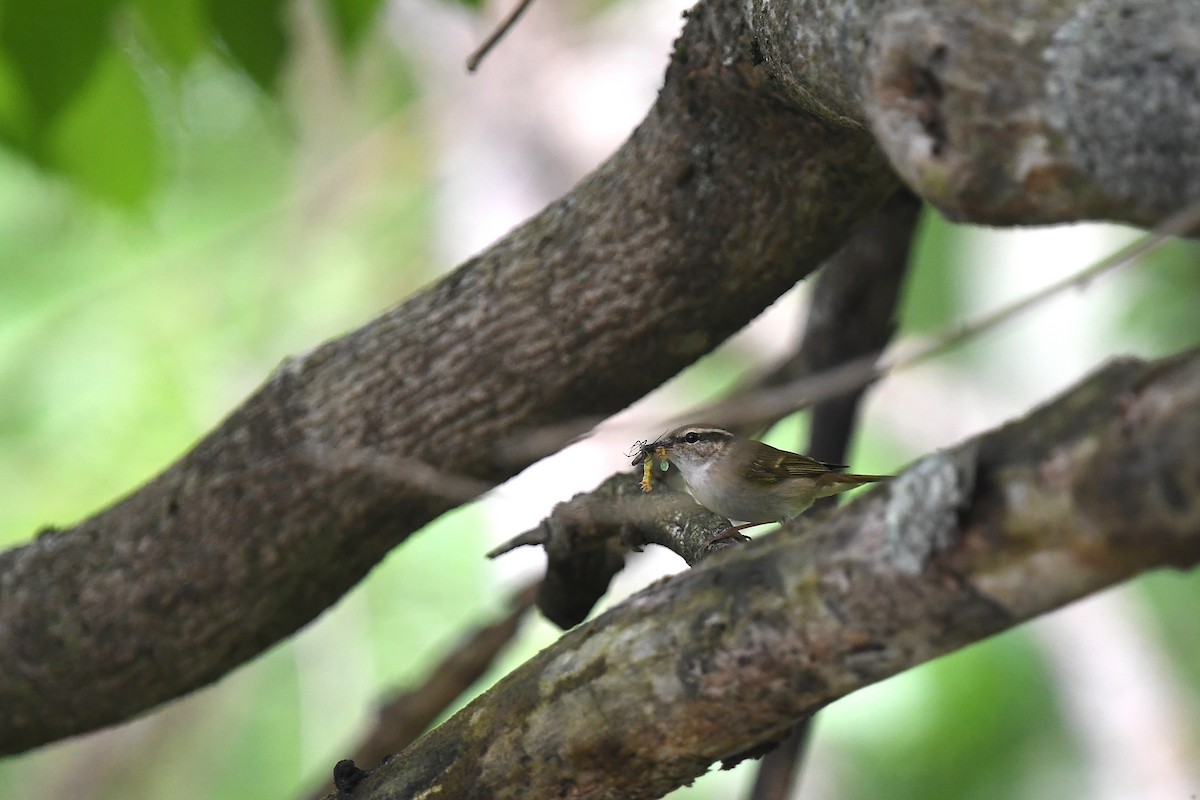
(504, 201), (1200, 464)
(882, 203), (1200, 373)
(688, 199), (1200, 430)
(304, 582), (540, 800)
(466, 0), (539, 72)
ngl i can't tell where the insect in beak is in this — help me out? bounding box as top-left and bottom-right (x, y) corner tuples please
(637, 444), (670, 493)
(627, 439), (651, 466)
(641, 454), (655, 492)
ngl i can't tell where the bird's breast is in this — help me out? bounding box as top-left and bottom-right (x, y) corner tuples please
(682, 467), (784, 524)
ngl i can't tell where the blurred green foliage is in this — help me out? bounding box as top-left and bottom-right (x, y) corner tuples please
(327, 0), (395, 48)
(825, 631), (1077, 800)
(1118, 238), (1200, 352)
(0, 10), (473, 793)
(898, 209), (970, 335)
(0, 0), (396, 205)
(0, 1), (1198, 799)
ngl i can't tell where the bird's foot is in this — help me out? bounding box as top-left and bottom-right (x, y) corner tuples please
(704, 527), (752, 547)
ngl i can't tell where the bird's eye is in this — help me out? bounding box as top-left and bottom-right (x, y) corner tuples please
(684, 432), (700, 444)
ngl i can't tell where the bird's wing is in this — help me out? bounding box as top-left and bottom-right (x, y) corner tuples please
(746, 444), (847, 483)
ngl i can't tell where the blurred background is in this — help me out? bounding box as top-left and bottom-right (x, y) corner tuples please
(0, 0), (1198, 797)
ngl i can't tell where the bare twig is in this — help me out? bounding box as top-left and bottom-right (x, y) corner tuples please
(689, 198), (1200, 431)
(882, 203), (1200, 371)
(488, 472), (739, 627)
(490, 192), (921, 631)
(342, 349), (1200, 799)
(305, 583), (540, 800)
(465, 0), (539, 72)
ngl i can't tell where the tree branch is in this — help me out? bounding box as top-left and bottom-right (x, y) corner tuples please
(0, 0), (894, 754)
(746, 187), (920, 798)
(749, 0), (1200, 224)
(303, 583), (539, 800)
(344, 349), (1200, 799)
(1, 0), (1194, 754)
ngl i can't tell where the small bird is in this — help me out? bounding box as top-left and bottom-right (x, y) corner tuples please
(639, 424), (888, 543)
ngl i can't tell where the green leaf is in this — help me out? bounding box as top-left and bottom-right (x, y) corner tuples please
(205, 0), (289, 89)
(0, 48), (35, 149)
(324, 0), (385, 53)
(0, 0), (122, 124)
(131, 0), (206, 71)
(45, 45), (158, 206)
(899, 207), (969, 334)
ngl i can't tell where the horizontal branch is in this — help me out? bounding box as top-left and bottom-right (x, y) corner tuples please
(750, 0), (1200, 224)
(346, 348), (1200, 799)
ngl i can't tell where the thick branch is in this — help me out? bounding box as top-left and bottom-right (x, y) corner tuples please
(347, 349), (1200, 799)
(496, 190), (922, 628)
(750, 0), (1200, 224)
(2, 0), (1193, 755)
(0, 0), (895, 754)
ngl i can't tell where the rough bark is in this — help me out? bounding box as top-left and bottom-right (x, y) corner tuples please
(495, 190), (922, 628)
(746, 187), (920, 800)
(338, 349), (1200, 800)
(0, 0), (1195, 754)
(302, 584), (539, 800)
(0, 0), (893, 754)
(751, 0), (1200, 224)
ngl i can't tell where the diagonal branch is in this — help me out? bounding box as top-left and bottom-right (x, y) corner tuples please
(343, 348), (1200, 799)
(1, 0), (1194, 755)
(302, 583), (539, 800)
(494, 189), (922, 629)
(0, 0), (895, 754)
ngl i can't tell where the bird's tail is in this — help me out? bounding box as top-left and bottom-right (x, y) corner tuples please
(814, 471), (889, 496)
